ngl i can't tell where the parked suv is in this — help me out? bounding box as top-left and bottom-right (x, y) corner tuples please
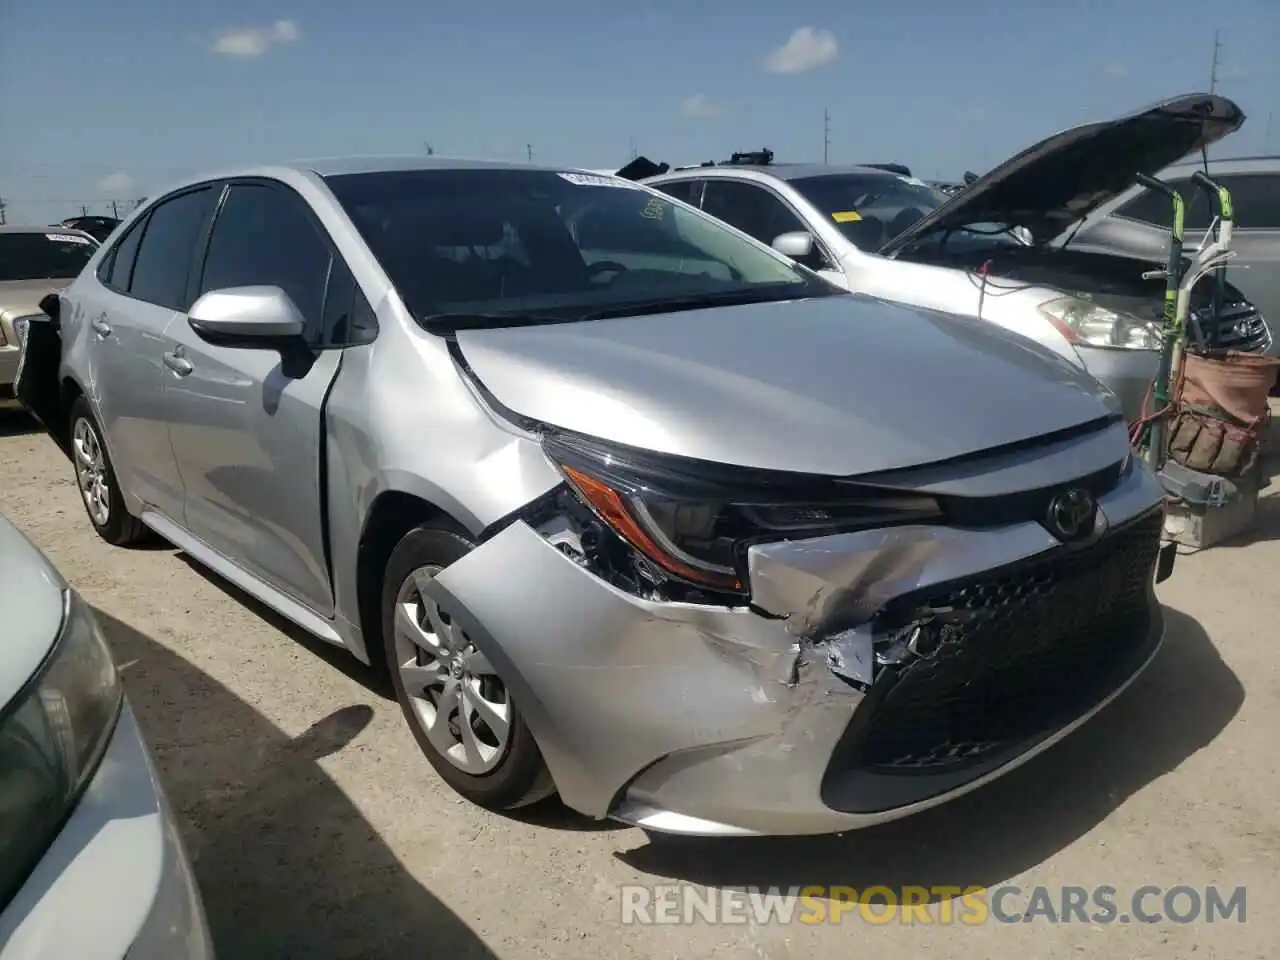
(1061, 154), (1280, 329)
(20, 157), (1173, 837)
(642, 93), (1271, 422)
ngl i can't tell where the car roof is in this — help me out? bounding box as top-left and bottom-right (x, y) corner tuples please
(1160, 155), (1280, 176)
(655, 163), (904, 182)
(176, 156), (592, 185)
(133, 156), (623, 205)
(0, 224), (96, 238)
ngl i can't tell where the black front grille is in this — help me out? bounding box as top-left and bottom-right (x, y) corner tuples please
(1197, 300), (1271, 353)
(846, 509), (1164, 771)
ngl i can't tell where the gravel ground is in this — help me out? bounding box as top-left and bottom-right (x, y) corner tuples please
(1, 409), (1277, 960)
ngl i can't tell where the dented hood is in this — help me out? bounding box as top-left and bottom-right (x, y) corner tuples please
(455, 295), (1120, 477)
(881, 92), (1245, 252)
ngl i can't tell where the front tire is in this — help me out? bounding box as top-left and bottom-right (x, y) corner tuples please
(381, 523), (554, 810)
(68, 397), (148, 547)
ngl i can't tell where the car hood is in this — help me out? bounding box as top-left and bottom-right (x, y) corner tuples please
(0, 516), (66, 709)
(881, 92), (1245, 254)
(454, 295), (1121, 477)
(0, 277), (73, 320)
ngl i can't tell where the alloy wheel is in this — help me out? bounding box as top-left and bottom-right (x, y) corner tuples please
(72, 417), (111, 527)
(393, 565), (511, 775)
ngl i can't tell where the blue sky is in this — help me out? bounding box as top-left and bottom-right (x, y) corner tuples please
(1, 0), (1276, 224)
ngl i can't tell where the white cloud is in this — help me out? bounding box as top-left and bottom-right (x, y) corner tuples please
(762, 27), (838, 74)
(680, 94), (723, 119)
(212, 20), (301, 58)
(95, 171), (136, 194)
(1101, 62), (1130, 79)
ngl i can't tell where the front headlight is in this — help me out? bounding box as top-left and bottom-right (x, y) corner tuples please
(541, 431), (943, 597)
(1038, 296), (1163, 350)
(0, 589), (122, 908)
(10, 314), (40, 348)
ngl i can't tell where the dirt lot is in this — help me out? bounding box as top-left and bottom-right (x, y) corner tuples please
(1, 409), (1277, 960)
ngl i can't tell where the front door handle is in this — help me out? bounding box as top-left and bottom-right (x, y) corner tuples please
(91, 317), (112, 338)
(163, 350), (193, 377)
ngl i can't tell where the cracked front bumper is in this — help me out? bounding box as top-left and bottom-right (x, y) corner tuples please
(426, 458), (1168, 838)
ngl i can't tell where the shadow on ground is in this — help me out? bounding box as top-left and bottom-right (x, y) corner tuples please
(175, 554), (395, 700)
(0, 409), (39, 437)
(617, 607), (1242, 899)
(96, 609), (499, 960)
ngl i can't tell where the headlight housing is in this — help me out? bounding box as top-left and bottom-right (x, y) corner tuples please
(1038, 296), (1163, 350)
(541, 431), (943, 599)
(0, 589), (122, 909)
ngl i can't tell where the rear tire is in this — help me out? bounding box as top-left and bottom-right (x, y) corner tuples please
(68, 397), (148, 547)
(381, 522), (555, 810)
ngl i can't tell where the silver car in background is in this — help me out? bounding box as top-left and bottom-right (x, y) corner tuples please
(0, 226), (98, 408)
(643, 93), (1270, 421)
(0, 514), (212, 958)
(22, 157), (1173, 837)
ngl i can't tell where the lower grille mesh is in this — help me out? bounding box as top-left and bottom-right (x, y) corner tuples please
(851, 509), (1164, 770)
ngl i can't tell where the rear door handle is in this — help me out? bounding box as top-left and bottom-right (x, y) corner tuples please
(91, 317), (112, 338)
(163, 350), (193, 376)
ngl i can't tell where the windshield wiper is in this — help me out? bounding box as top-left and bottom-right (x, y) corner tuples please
(578, 283), (823, 322)
(419, 312), (583, 334)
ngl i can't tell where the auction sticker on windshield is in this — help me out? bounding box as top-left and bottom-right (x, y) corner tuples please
(557, 172), (638, 188)
(46, 233), (92, 244)
(831, 211), (863, 223)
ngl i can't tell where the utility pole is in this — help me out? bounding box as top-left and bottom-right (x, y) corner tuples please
(111, 200), (120, 218)
(1209, 30), (1222, 93)
(422, 141), (435, 155)
(81, 204), (88, 216)
(0, 196), (6, 225)
(526, 143), (533, 162)
(629, 137), (637, 161)
(823, 106), (831, 164)
(1265, 110), (1274, 152)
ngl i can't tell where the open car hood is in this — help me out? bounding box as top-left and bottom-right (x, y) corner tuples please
(880, 92), (1245, 254)
(613, 156), (670, 181)
(453, 296), (1121, 478)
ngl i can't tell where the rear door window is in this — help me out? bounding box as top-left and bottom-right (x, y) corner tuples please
(1117, 174), (1280, 230)
(652, 180), (703, 205)
(99, 217), (146, 291)
(129, 187), (220, 310)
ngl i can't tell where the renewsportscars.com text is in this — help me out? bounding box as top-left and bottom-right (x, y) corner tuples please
(619, 884), (1247, 926)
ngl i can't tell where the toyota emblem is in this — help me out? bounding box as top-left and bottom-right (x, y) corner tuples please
(1045, 488), (1097, 542)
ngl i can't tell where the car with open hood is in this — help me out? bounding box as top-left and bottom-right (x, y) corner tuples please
(17, 156), (1174, 837)
(640, 93), (1270, 422)
(0, 226), (98, 407)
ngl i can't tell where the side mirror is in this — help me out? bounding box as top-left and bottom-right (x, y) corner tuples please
(188, 286), (306, 348)
(771, 231), (817, 261)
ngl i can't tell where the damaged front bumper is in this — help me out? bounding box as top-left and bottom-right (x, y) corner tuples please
(425, 461), (1170, 838)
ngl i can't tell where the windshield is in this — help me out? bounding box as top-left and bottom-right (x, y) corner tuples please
(791, 173), (950, 250)
(0, 231), (97, 282)
(324, 169), (831, 323)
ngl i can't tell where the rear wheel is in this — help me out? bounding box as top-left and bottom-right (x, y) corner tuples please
(68, 397), (148, 547)
(381, 523), (554, 810)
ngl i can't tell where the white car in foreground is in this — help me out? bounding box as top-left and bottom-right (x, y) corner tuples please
(0, 514), (212, 959)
